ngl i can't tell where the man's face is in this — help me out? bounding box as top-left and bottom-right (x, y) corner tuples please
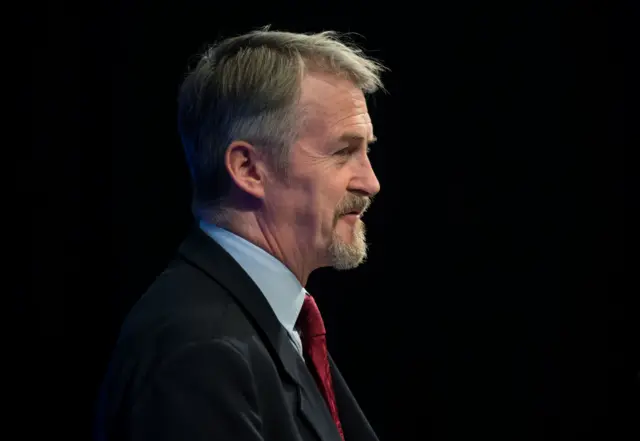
(263, 72), (380, 271)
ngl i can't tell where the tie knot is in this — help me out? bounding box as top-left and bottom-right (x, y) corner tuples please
(296, 294), (326, 339)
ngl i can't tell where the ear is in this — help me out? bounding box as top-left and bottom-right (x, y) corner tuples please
(224, 141), (267, 199)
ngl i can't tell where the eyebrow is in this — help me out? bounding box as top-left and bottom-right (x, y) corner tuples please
(339, 133), (377, 145)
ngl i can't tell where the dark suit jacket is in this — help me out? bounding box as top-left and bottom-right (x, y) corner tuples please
(93, 227), (379, 441)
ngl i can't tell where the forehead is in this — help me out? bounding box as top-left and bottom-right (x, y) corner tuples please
(298, 72), (374, 141)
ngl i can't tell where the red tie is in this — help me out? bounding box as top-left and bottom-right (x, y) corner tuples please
(296, 294), (345, 441)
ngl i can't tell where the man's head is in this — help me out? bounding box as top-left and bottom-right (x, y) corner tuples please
(178, 27), (386, 283)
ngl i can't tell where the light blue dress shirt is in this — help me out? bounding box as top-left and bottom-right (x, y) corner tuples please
(200, 221), (307, 357)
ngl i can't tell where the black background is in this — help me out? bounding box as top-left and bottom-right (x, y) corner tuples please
(24, 1), (635, 440)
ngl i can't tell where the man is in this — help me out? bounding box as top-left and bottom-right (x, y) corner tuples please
(94, 28), (386, 441)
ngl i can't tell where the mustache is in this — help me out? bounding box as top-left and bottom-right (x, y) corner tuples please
(336, 194), (372, 216)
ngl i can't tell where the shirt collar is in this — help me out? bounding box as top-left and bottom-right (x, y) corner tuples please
(199, 221), (307, 335)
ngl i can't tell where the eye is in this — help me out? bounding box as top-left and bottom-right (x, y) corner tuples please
(334, 147), (354, 156)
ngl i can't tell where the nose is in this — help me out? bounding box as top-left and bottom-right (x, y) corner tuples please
(350, 154), (381, 197)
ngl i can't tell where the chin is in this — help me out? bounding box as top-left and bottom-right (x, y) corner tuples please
(328, 222), (368, 270)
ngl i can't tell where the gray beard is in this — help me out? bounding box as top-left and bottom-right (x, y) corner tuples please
(328, 220), (368, 270)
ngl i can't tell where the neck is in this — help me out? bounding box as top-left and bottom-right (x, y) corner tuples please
(213, 211), (314, 287)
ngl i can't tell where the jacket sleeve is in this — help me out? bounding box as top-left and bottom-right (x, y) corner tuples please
(130, 337), (264, 441)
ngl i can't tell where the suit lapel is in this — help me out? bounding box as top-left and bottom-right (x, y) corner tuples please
(329, 354), (380, 441)
(177, 226), (342, 441)
(294, 348), (344, 441)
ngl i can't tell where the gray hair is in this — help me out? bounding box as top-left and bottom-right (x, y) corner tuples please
(177, 26), (387, 222)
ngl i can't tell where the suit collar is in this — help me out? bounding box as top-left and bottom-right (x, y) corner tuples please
(177, 226), (343, 441)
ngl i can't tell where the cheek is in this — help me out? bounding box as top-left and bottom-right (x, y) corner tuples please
(292, 170), (346, 226)
(294, 186), (334, 230)
(323, 186), (346, 221)
(287, 179), (326, 226)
